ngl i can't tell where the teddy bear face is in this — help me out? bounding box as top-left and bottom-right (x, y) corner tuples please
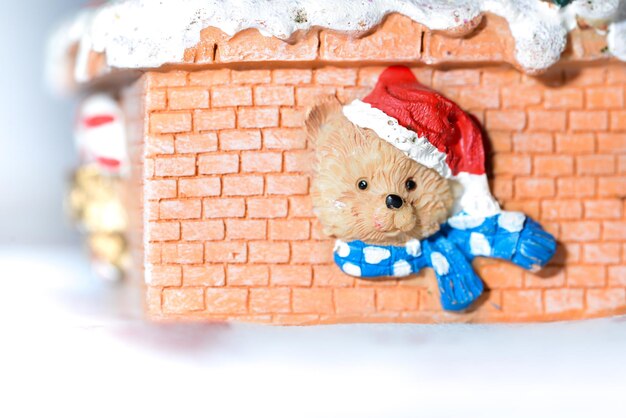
(307, 99), (454, 246)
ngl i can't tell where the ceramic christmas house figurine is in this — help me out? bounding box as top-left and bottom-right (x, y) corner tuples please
(48, 0), (626, 323)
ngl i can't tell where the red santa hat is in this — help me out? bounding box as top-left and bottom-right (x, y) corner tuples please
(342, 66), (500, 218)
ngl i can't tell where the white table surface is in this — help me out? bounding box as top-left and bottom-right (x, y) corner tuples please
(1, 247), (625, 418)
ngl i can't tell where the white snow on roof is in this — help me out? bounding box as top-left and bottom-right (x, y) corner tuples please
(46, 0), (625, 90)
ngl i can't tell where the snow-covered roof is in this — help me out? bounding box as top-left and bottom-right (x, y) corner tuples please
(47, 0), (626, 92)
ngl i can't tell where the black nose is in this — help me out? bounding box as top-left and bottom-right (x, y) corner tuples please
(385, 194), (403, 209)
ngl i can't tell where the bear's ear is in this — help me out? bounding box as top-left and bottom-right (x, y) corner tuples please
(305, 97), (348, 147)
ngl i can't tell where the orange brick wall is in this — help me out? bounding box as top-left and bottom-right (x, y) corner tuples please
(137, 63), (626, 324)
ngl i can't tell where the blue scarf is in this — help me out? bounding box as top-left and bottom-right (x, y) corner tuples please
(334, 213), (556, 311)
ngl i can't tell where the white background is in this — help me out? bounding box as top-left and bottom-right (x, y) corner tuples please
(0, 2), (625, 417)
(0, 0), (84, 246)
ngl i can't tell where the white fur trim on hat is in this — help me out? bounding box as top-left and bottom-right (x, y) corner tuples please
(342, 100), (451, 178)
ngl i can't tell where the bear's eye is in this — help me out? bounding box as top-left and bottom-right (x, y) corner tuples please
(405, 178), (417, 191)
(357, 179), (368, 191)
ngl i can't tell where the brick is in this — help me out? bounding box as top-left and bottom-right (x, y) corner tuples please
(269, 219), (310, 240)
(145, 286), (162, 316)
(608, 266), (626, 286)
(288, 196), (315, 218)
(163, 288), (205, 313)
(219, 129), (262, 151)
(313, 265), (355, 287)
(598, 177), (626, 197)
(500, 87), (541, 109)
(150, 112), (192, 134)
(292, 288), (334, 314)
(154, 156), (196, 177)
(205, 288), (248, 314)
(238, 107), (279, 128)
(147, 265), (181, 286)
(149, 71), (187, 87)
(284, 151), (314, 172)
(271, 265), (312, 286)
(194, 109), (236, 131)
(145, 179), (177, 200)
(149, 221), (180, 241)
(528, 110), (566, 132)
(145, 134), (175, 156)
(295, 86), (337, 107)
(586, 87), (623, 109)
(183, 265), (225, 286)
(248, 241), (290, 263)
(179, 177), (221, 197)
(512, 133), (553, 153)
(515, 177), (555, 198)
(583, 243), (621, 264)
(544, 289), (584, 314)
(181, 220), (225, 241)
(620, 155), (626, 173)
(279, 109), (306, 128)
(198, 154), (239, 175)
(222, 175), (264, 196)
(175, 133), (218, 153)
(502, 290), (542, 314)
(205, 241), (247, 263)
(433, 69), (480, 87)
(231, 69), (271, 84)
(226, 219), (267, 240)
(320, 14), (421, 62)
(603, 221), (626, 241)
(489, 132), (512, 152)
(610, 110), (626, 131)
(314, 67), (357, 86)
(493, 154), (532, 175)
(211, 85), (252, 107)
(357, 67), (385, 86)
(482, 70), (520, 86)
(162, 243), (204, 264)
(241, 152), (282, 173)
(146, 201), (159, 221)
(570, 110), (608, 131)
(544, 88), (583, 109)
(598, 133), (626, 153)
(376, 288), (419, 312)
(567, 265), (606, 287)
(534, 156), (573, 176)
(249, 288), (291, 314)
(145, 89), (167, 111)
(291, 241), (334, 264)
(559, 221), (601, 242)
(160, 199), (201, 220)
(227, 265), (269, 286)
(253, 85), (294, 106)
(477, 262), (523, 288)
(334, 288), (375, 314)
(247, 197), (288, 219)
(263, 128), (307, 149)
(188, 69), (230, 86)
(524, 266), (565, 288)
(542, 200), (582, 220)
(584, 200), (622, 219)
(607, 66), (626, 84)
(564, 67), (606, 86)
(272, 69), (312, 84)
(203, 198), (246, 218)
(168, 87), (209, 110)
(577, 155), (615, 175)
(555, 133), (595, 154)
(586, 289), (626, 313)
(266, 175), (309, 195)
(485, 110), (526, 131)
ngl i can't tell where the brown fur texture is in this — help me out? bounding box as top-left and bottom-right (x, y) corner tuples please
(307, 98), (454, 246)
